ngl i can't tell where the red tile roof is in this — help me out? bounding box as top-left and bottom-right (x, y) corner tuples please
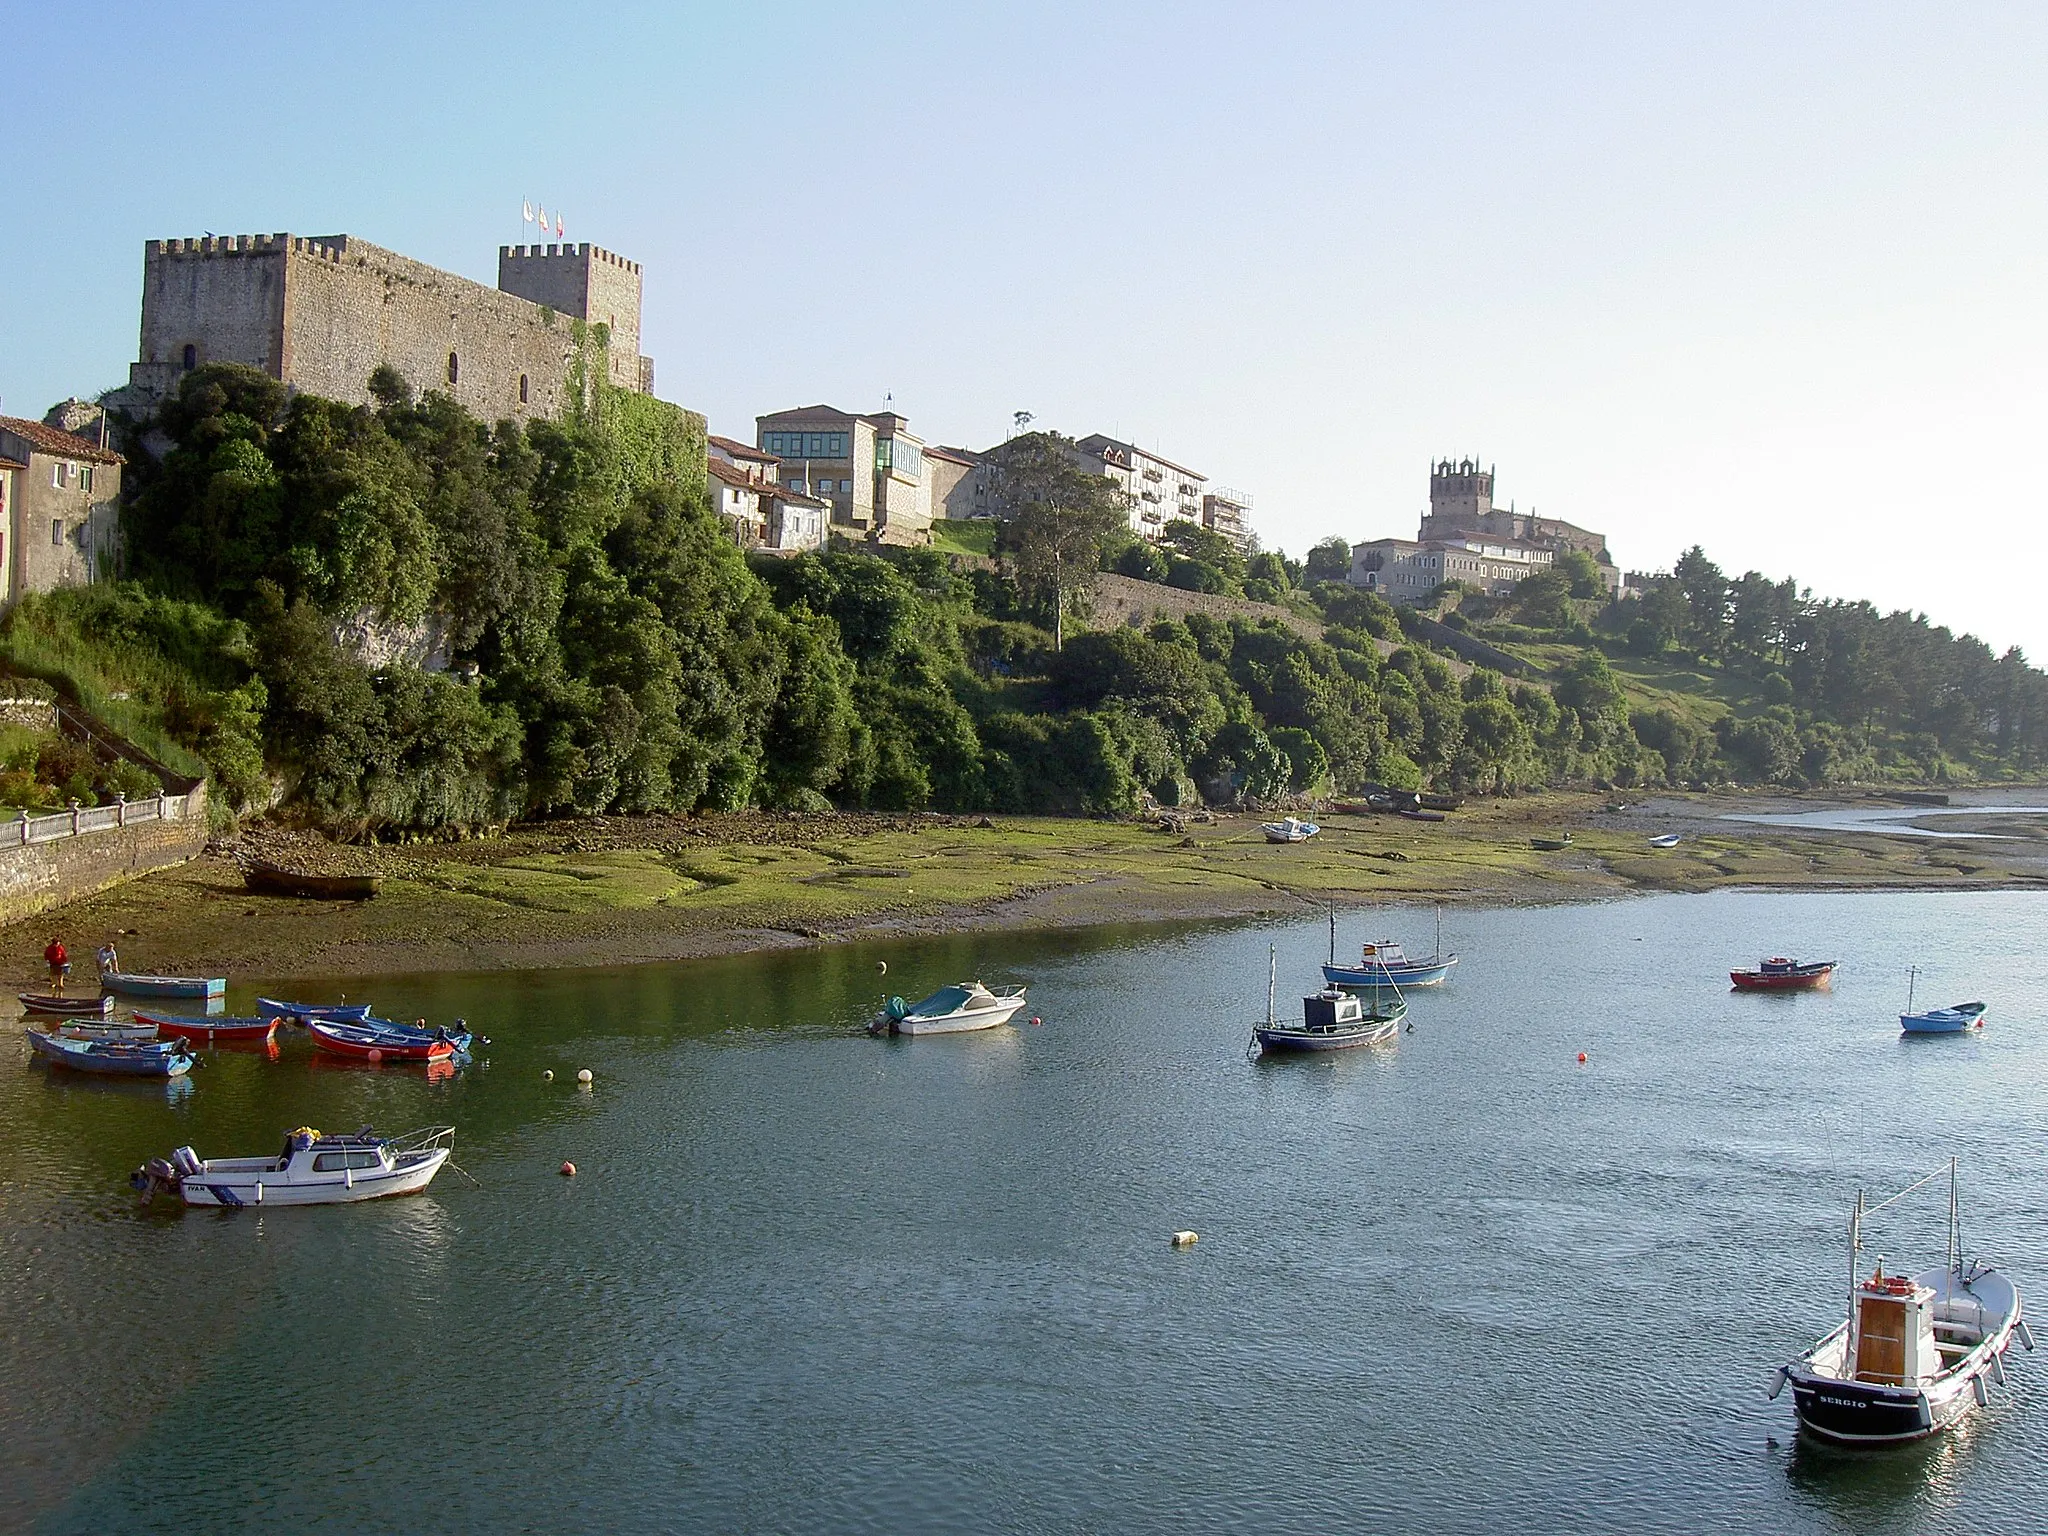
(0, 416), (123, 465)
(0, 457), (26, 471)
(709, 434), (778, 462)
(706, 458), (769, 490)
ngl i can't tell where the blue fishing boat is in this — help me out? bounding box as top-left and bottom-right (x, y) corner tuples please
(1898, 968), (1987, 1035)
(1321, 905), (1458, 990)
(257, 997), (373, 1023)
(100, 971), (226, 1000)
(27, 1029), (194, 1077)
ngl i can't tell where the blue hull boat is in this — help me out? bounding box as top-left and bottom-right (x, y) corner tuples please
(258, 997), (373, 1023)
(1323, 954), (1457, 989)
(28, 1029), (194, 1076)
(1901, 1002), (1986, 1035)
(101, 972), (226, 1000)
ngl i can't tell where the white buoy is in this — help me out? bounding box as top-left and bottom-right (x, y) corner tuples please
(1171, 1230), (1198, 1248)
(576, 1068), (593, 1084)
(876, 960), (887, 975)
(542, 1069), (554, 1082)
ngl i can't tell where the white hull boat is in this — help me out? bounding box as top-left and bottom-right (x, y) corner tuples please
(1769, 1161), (2033, 1444)
(1261, 817), (1319, 843)
(134, 1125), (454, 1207)
(873, 981), (1029, 1036)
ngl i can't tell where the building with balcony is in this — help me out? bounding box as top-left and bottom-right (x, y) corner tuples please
(754, 405), (933, 546)
(1069, 434), (1205, 542)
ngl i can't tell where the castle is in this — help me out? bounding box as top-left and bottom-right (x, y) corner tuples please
(114, 233), (655, 423)
(1416, 458), (1613, 569)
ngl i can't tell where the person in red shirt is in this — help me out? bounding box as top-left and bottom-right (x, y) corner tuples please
(43, 938), (69, 993)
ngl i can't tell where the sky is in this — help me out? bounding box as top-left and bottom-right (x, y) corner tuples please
(5, 2), (2045, 655)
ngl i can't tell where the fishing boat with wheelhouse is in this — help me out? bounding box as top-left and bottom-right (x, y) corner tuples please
(1770, 1160), (2032, 1444)
(1730, 957), (1837, 992)
(132, 1125), (455, 1207)
(1251, 946), (1404, 1054)
(1321, 905), (1458, 990)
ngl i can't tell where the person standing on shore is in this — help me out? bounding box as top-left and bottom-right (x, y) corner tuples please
(97, 942), (119, 979)
(44, 938), (69, 993)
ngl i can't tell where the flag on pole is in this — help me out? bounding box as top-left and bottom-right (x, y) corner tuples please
(556, 213), (564, 237)
(522, 200), (534, 224)
(538, 206), (548, 233)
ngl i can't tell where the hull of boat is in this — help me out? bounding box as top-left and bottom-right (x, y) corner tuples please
(141, 1012), (279, 1045)
(1901, 1017), (1981, 1034)
(17, 993), (114, 1016)
(895, 998), (1029, 1035)
(257, 997), (373, 1022)
(1530, 838), (1572, 851)
(101, 973), (226, 999)
(1255, 1021), (1398, 1052)
(28, 1032), (191, 1076)
(179, 1150), (449, 1207)
(1788, 1374), (1953, 1444)
(244, 862), (381, 900)
(307, 1021), (455, 1061)
(1731, 968), (1835, 991)
(1323, 958), (1455, 989)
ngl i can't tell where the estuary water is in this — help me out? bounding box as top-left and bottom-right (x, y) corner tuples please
(5, 889), (2046, 1535)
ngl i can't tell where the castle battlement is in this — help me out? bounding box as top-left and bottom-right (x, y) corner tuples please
(119, 228), (656, 420)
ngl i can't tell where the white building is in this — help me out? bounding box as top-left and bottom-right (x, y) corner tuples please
(1070, 434), (1205, 542)
(1349, 535), (1555, 604)
(706, 434), (829, 554)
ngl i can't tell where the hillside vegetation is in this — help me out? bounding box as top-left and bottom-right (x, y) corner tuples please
(9, 368), (2039, 835)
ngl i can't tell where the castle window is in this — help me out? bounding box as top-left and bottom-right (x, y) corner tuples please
(519, 374), (529, 404)
(182, 344), (197, 371)
(447, 352), (460, 386)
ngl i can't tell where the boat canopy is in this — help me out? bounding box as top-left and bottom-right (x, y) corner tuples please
(909, 985), (975, 1017)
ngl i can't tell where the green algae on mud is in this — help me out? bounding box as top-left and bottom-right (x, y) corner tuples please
(14, 792), (2048, 984)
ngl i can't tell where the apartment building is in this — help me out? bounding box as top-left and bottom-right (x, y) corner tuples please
(1201, 486), (1253, 550)
(1070, 434), (1205, 542)
(754, 406), (933, 546)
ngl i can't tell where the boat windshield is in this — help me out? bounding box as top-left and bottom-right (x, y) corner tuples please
(911, 986), (974, 1016)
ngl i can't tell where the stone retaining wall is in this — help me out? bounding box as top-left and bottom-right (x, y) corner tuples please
(1087, 573), (1324, 641)
(0, 785), (208, 926)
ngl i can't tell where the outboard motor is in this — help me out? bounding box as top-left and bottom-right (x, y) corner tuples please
(172, 1146), (203, 1177)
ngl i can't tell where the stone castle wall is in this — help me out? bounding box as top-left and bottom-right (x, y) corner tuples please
(125, 234), (654, 424)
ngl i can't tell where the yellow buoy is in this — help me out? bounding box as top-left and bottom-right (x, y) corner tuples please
(1171, 1230), (1198, 1248)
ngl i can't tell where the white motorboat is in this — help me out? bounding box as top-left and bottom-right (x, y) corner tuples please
(1770, 1161), (2033, 1443)
(132, 1125), (455, 1207)
(1261, 817), (1320, 843)
(872, 981), (1029, 1036)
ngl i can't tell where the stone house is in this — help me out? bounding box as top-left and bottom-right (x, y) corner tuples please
(0, 416), (124, 608)
(705, 436), (827, 554)
(754, 406), (933, 546)
(924, 444), (982, 522)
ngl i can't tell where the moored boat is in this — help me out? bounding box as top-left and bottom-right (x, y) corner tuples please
(138, 1011), (280, 1047)
(53, 1020), (161, 1042)
(17, 992), (115, 1017)
(27, 1030), (193, 1077)
(1261, 817), (1320, 843)
(243, 860), (381, 901)
(1647, 833), (1683, 848)
(1897, 967), (1985, 1034)
(133, 1125), (455, 1207)
(1254, 987), (1404, 1053)
(1398, 807), (1447, 823)
(1770, 1161), (2033, 1444)
(100, 971), (226, 1000)
(871, 981), (1029, 1036)
(1730, 957), (1837, 991)
(257, 997), (374, 1023)
(306, 1018), (463, 1062)
(1322, 905), (1458, 990)
(1530, 833), (1574, 851)
(1417, 792), (1463, 812)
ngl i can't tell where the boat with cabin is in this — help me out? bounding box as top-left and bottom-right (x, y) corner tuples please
(1251, 946), (1404, 1053)
(99, 971), (226, 1000)
(1322, 906), (1458, 990)
(1730, 957), (1838, 992)
(871, 981), (1030, 1036)
(1898, 968), (1986, 1034)
(1770, 1161), (2032, 1444)
(1261, 817), (1320, 843)
(27, 1030), (194, 1077)
(132, 1125), (455, 1207)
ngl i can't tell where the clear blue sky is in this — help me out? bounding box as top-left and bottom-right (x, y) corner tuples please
(5, 2), (2044, 655)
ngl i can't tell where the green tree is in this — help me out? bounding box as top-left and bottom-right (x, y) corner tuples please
(984, 432), (1131, 650)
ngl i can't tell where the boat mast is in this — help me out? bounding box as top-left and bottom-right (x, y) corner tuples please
(1267, 944), (1276, 1028)
(1848, 1188), (1864, 1305)
(1329, 903), (1336, 967)
(1906, 966), (1918, 1014)
(1434, 904), (1443, 963)
(1948, 1157), (1960, 1275)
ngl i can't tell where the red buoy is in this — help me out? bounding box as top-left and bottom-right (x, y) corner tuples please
(1031, 1016), (1042, 1026)
(560, 1161), (577, 1177)
(1577, 1052), (1587, 1064)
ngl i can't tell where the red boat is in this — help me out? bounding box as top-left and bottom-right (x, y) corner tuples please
(1730, 957), (1838, 991)
(306, 1017), (457, 1063)
(138, 1011), (281, 1047)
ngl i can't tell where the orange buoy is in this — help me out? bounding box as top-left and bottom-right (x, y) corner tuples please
(367, 1048), (383, 1064)
(1577, 1052), (1587, 1064)
(559, 1161), (576, 1177)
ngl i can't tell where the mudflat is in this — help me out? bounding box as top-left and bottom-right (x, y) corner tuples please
(13, 789), (2047, 984)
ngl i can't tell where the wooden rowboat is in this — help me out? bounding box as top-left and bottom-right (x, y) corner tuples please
(101, 972), (226, 1000)
(243, 860), (381, 901)
(27, 1030), (193, 1077)
(1530, 834), (1574, 851)
(18, 992), (115, 1017)
(306, 1018), (459, 1063)
(137, 1011), (280, 1046)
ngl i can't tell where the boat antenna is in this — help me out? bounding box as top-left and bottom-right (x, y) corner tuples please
(1906, 965), (1918, 1014)
(1849, 1188), (1865, 1305)
(1949, 1157), (1960, 1275)
(1267, 944), (1277, 1028)
(1435, 904), (1443, 963)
